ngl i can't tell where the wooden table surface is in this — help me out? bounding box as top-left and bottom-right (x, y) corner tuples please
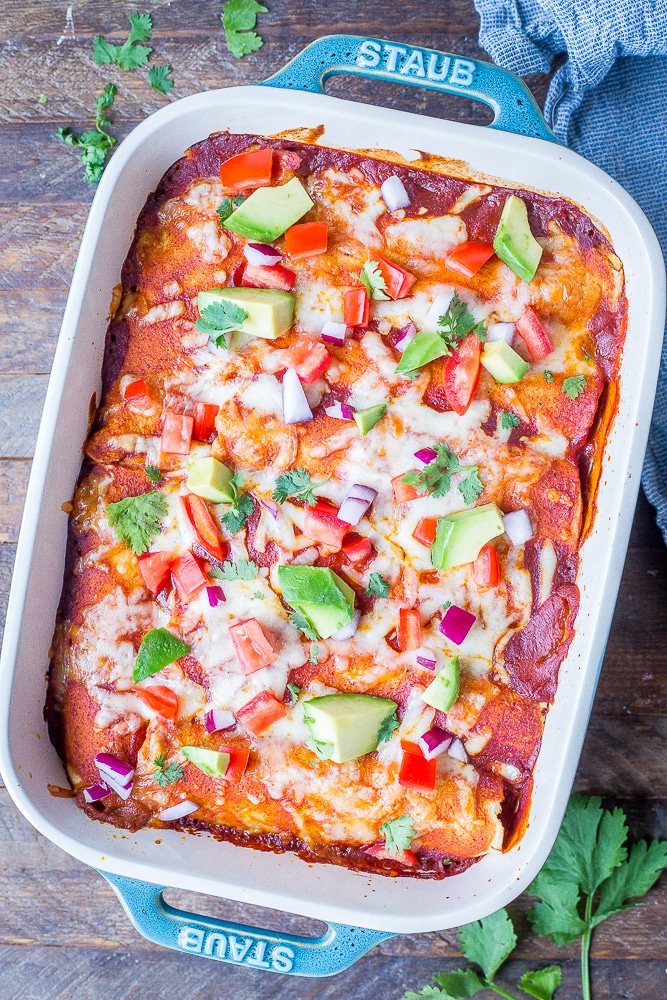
(1, 2), (666, 997)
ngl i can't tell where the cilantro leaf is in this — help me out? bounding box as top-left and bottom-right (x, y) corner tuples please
(305, 735), (334, 760)
(380, 814), (415, 856)
(286, 682), (301, 702)
(221, 492), (253, 533)
(92, 36), (119, 64)
(253, 591), (265, 600)
(401, 990), (451, 1000)
(432, 968), (485, 997)
(358, 260), (389, 300)
(377, 711), (399, 743)
(57, 83), (117, 184)
(289, 609), (318, 641)
(211, 559), (259, 581)
(436, 291), (486, 356)
(593, 838), (667, 927)
(309, 644), (319, 665)
(221, 0), (267, 59)
(93, 12), (153, 71)
(272, 468), (329, 506)
(402, 443), (481, 503)
(107, 490), (168, 555)
(499, 409), (521, 430)
(518, 966), (562, 1000)
(459, 468), (483, 506)
(147, 64), (174, 95)
(562, 374), (586, 399)
(457, 908), (517, 981)
(153, 753), (184, 787)
(365, 572), (390, 598)
(195, 299), (248, 347)
(145, 465), (162, 482)
(543, 370), (554, 382)
(216, 196), (245, 224)
(582, 348), (592, 361)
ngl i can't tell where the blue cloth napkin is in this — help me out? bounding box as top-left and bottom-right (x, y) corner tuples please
(474, 0), (667, 542)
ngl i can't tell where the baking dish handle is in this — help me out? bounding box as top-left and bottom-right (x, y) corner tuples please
(101, 871), (394, 977)
(261, 34), (560, 143)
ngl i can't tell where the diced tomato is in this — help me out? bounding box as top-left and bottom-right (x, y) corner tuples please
(236, 690), (287, 735)
(161, 411), (194, 455)
(443, 333), (481, 416)
(281, 335), (332, 383)
(220, 148), (274, 192)
(303, 503), (349, 549)
(138, 551), (173, 596)
(344, 287), (369, 327)
(229, 618), (278, 675)
(473, 543), (500, 590)
(342, 534), (373, 565)
(181, 494), (227, 562)
(399, 750), (437, 792)
(369, 253), (416, 300)
(515, 307), (554, 361)
(364, 843), (418, 867)
(124, 379), (152, 411)
(413, 517), (438, 546)
(219, 744), (250, 783)
(284, 222), (328, 259)
(391, 473), (420, 504)
(398, 608), (422, 651)
(241, 263), (296, 291)
(192, 401), (219, 442)
(399, 739), (423, 755)
(445, 241), (495, 278)
(134, 685), (178, 721)
(171, 550), (208, 603)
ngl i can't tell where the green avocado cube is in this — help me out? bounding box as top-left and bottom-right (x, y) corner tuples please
(296, 602), (354, 640)
(186, 457), (236, 503)
(197, 287), (295, 341)
(277, 565), (355, 639)
(354, 403), (387, 436)
(431, 503), (504, 570)
(133, 628), (190, 683)
(493, 195), (543, 283)
(181, 746), (230, 777)
(304, 693), (398, 763)
(481, 339), (530, 384)
(395, 331), (448, 374)
(224, 177), (314, 242)
(421, 657), (460, 712)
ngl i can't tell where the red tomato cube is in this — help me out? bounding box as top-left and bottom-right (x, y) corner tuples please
(134, 685), (178, 721)
(229, 619), (278, 675)
(303, 503), (349, 549)
(236, 691), (287, 735)
(413, 517), (438, 546)
(284, 222), (328, 259)
(397, 608), (422, 651)
(138, 551), (173, 596)
(344, 287), (369, 327)
(391, 474), (420, 504)
(171, 550), (208, 603)
(219, 745), (250, 783)
(281, 335), (332, 384)
(241, 263), (296, 291)
(192, 402), (219, 442)
(220, 148), (274, 192)
(398, 750), (437, 792)
(161, 411), (194, 455)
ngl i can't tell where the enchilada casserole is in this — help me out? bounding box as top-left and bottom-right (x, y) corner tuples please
(46, 132), (627, 878)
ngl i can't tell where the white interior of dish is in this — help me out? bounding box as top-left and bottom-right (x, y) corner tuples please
(1, 86), (664, 934)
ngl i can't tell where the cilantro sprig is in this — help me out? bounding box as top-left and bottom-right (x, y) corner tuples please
(93, 12), (153, 71)
(145, 465), (162, 482)
(562, 374), (587, 399)
(221, 0), (267, 59)
(147, 64), (174, 95)
(153, 753), (184, 787)
(380, 814), (415, 856)
(221, 486), (254, 534)
(210, 559), (259, 581)
(216, 195), (245, 225)
(358, 259), (389, 301)
(289, 609), (319, 641)
(365, 572), (390, 598)
(196, 300), (249, 349)
(57, 84), (118, 184)
(437, 291), (487, 356)
(499, 410), (521, 430)
(402, 443), (483, 505)
(272, 468), (330, 506)
(107, 490), (168, 555)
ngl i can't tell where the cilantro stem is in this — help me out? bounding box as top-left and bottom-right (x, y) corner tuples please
(489, 984), (522, 1000)
(581, 893), (593, 1000)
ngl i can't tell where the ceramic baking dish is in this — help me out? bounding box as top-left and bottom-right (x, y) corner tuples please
(0, 35), (664, 978)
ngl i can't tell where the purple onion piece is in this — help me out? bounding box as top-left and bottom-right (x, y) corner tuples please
(414, 447), (437, 465)
(439, 605), (476, 645)
(415, 646), (437, 670)
(395, 320), (417, 352)
(331, 609), (361, 641)
(320, 321), (347, 345)
(340, 402), (356, 420)
(346, 484), (378, 504)
(99, 771), (133, 800)
(258, 496), (279, 519)
(324, 402), (355, 421)
(159, 800), (199, 822)
(94, 753), (134, 781)
(282, 367), (313, 424)
(244, 242), (282, 267)
(338, 495), (371, 526)
(83, 781), (111, 803)
(503, 508), (533, 546)
(448, 738), (468, 763)
(419, 727), (453, 761)
(206, 585), (225, 608)
(205, 708), (236, 734)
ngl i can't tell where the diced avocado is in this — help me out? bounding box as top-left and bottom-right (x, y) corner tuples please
(296, 601), (354, 640)
(481, 339), (530, 384)
(197, 287), (295, 341)
(186, 457), (236, 503)
(354, 403), (386, 435)
(395, 331), (448, 374)
(133, 628), (190, 683)
(224, 177), (314, 242)
(304, 693), (398, 764)
(181, 746), (230, 777)
(278, 565), (355, 639)
(421, 657), (460, 712)
(493, 195), (543, 283)
(431, 503), (504, 570)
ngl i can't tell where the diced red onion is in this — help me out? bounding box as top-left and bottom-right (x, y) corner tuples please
(486, 321), (516, 346)
(282, 368), (313, 424)
(205, 708), (236, 733)
(206, 585), (225, 607)
(414, 447), (437, 465)
(415, 647), (437, 670)
(439, 605), (476, 645)
(394, 320), (417, 352)
(427, 291), (454, 327)
(419, 727), (452, 760)
(338, 483), (378, 525)
(320, 321), (347, 345)
(448, 737), (468, 763)
(331, 609), (361, 641)
(259, 496), (279, 519)
(381, 175), (410, 211)
(159, 800), (199, 822)
(95, 753), (134, 783)
(244, 242), (282, 267)
(83, 781), (111, 803)
(347, 484), (378, 504)
(289, 546), (319, 565)
(503, 508), (533, 546)
(324, 401), (356, 420)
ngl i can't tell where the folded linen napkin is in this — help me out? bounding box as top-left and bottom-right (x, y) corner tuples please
(474, 0), (667, 542)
